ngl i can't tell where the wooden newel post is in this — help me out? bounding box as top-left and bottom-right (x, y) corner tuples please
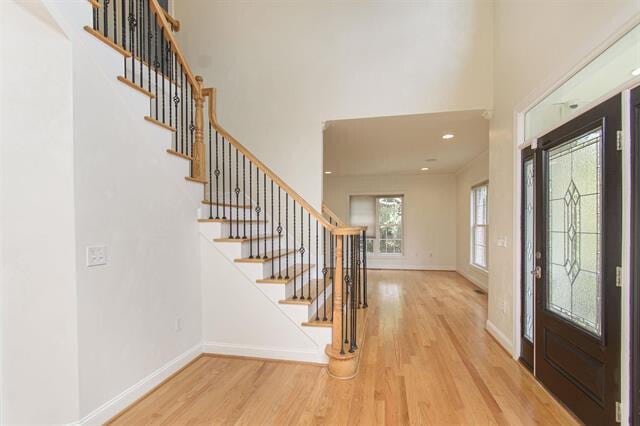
(325, 227), (361, 380)
(192, 75), (206, 181)
(331, 235), (344, 351)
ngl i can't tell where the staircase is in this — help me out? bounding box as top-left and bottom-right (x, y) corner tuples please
(78, 0), (368, 378)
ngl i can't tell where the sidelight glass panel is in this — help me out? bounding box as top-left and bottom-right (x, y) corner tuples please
(524, 159), (534, 342)
(546, 128), (602, 336)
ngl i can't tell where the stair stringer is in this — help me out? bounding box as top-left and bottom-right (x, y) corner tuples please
(200, 232), (330, 363)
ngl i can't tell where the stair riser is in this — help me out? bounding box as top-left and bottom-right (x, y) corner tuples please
(199, 222), (265, 240)
(281, 286), (333, 323)
(200, 204), (253, 219)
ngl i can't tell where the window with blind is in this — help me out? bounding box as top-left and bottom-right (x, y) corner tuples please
(471, 184), (488, 270)
(349, 195), (403, 255)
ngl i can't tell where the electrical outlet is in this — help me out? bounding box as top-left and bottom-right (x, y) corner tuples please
(86, 245), (107, 267)
(175, 317), (183, 332)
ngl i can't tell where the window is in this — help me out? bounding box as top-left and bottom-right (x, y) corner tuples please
(471, 184), (488, 270)
(349, 195), (403, 255)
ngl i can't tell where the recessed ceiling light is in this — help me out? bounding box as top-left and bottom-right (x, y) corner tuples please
(324, 171), (332, 175)
(420, 167), (430, 171)
(442, 133), (455, 140)
(632, 67), (640, 77)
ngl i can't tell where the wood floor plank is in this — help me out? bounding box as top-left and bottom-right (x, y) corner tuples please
(108, 270), (578, 425)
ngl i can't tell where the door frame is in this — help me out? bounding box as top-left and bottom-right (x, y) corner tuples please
(631, 86), (640, 425)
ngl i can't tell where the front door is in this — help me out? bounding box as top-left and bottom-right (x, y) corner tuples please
(534, 94), (622, 425)
(520, 146), (535, 370)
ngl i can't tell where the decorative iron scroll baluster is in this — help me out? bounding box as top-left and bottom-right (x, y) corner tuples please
(208, 123), (213, 219)
(340, 235), (345, 355)
(277, 187), (282, 279)
(221, 136), (225, 218)
(103, 0), (108, 39)
(138, 0), (142, 82)
(293, 199), (297, 299)
(214, 131), (220, 218)
(350, 235), (357, 352)
(263, 174), (267, 259)
(121, 0), (126, 77)
(173, 56), (179, 151)
(242, 155), (247, 239)
(146, 0), (150, 93)
(299, 205), (304, 299)
(255, 166), (261, 258)
(153, 17), (158, 118)
(168, 48), (172, 127)
(307, 212), (311, 300)
(128, 0), (135, 84)
(112, 0), (117, 45)
(161, 32), (165, 123)
(235, 149), (240, 239)
(270, 180), (275, 278)
(228, 137), (233, 238)
(315, 220), (319, 319)
(180, 64), (184, 153)
(248, 161), (253, 258)
(190, 87), (195, 160)
(344, 236), (349, 346)
(322, 227), (327, 321)
(285, 194), (289, 280)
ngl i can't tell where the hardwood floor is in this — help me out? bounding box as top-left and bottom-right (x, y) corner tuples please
(109, 270), (576, 425)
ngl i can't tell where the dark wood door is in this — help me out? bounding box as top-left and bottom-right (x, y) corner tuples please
(520, 146), (535, 371)
(631, 86), (640, 426)
(534, 94), (622, 425)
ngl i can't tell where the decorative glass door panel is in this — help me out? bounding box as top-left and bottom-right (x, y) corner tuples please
(546, 128), (602, 337)
(523, 158), (535, 342)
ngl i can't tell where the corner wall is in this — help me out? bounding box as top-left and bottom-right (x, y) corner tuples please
(323, 173), (457, 270)
(456, 150), (489, 290)
(0, 1), (80, 423)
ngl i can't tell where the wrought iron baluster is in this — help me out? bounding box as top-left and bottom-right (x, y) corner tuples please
(322, 227), (327, 321)
(121, 0), (126, 77)
(213, 131), (219, 218)
(340, 235), (345, 355)
(249, 161), (253, 258)
(112, 0), (117, 45)
(221, 136), (226, 218)
(307, 212), (311, 300)
(285, 194), (289, 280)
(228, 137), (233, 237)
(255, 166), (261, 257)
(315, 220), (319, 319)
(299, 205), (304, 299)
(146, 0), (151, 92)
(180, 64), (184, 153)
(128, 0), (135, 84)
(363, 229), (368, 308)
(263, 174), (267, 259)
(242, 155), (247, 239)
(293, 199), (297, 299)
(138, 0), (142, 82)
(154, 24), (159, 118)
(277, 187), (282, 279)
(208, 123), (213, 219)
(103, 0), (109, 39)
(161, 32), (165, 123)
(235, 149), (240, 239)
(270, 180), (275, 278)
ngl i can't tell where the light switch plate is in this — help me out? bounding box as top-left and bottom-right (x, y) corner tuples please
(86, 245), (107, 267)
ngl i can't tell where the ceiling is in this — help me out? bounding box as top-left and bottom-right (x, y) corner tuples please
(323, 109), (489, 176)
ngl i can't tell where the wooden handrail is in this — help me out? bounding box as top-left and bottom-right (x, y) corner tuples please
(203, 88), (336, 232)
(149, 0), (198, 93)
(162, 8), (180, 32)
(322, 203), (347, 227)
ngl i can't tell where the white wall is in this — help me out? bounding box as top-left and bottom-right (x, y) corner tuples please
(175, 0), (494, 210)
(488, 0), (640, 350)
(323, 173), (457, 270)
(456, 150), (489, 290)
(0, 1), (80, 423)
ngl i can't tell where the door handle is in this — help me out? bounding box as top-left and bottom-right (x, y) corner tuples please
(532, 266), (542, 279)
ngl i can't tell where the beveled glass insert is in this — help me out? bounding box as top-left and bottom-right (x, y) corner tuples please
(546, 128), (602, 336)
(524, 158), (534, 342)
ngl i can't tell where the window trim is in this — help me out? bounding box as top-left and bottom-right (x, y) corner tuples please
(348, 193), (404, 257)
(470, 182), (489, 271)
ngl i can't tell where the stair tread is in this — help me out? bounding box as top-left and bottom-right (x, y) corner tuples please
(279, 279), (332, 305)
(202, 200), (252, 209)
(235, 249), (296, 263)
(256, 264), (313, 284)
(214, 235), (281, 243)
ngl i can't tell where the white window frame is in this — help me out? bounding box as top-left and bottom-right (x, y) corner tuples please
(470, 183), (489, 271)
(350, 194), (404, 257)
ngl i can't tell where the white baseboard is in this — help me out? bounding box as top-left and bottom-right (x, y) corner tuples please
(77, 343), (202, 426)
(457, 270), (488, 291)
(367, 263), (456, 271)
(485, 320), (514, 355)
(203, 341), (327, 364)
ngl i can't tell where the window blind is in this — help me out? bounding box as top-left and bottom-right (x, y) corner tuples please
(349, 195), (376, 238)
